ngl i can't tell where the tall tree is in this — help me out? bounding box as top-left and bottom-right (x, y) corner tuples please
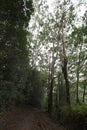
(53, 0), (76, 107)
(0, 0), (34, 107)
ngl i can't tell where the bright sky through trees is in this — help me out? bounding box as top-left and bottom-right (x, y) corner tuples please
(47, 0), (86, 16)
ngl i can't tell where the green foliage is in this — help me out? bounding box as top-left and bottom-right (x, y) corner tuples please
(58, 104), (87, 130)
(23, 69), (48, 107)
(71, 106), (87, 130)
(0, 2), (87, 130)
(72, 104), (87, 114)
(0, 0), (34, 109)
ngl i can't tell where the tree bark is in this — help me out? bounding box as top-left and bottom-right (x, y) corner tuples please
(62, 56), (71, 106)
(61, 23), (71, 107)
(48, 43), (56, 114)
(48, 78), (54, 113)
(76, 68), (80, 104)
(76, 52), (80, 104)
(83, 82), (86, 103)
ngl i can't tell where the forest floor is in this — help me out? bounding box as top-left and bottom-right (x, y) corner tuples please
(0, 106), (65, 130)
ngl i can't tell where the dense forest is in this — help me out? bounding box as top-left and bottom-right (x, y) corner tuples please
(0, 0), (87, 130)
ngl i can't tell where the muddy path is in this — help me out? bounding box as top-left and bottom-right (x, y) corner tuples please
(0, 107), (65, 130)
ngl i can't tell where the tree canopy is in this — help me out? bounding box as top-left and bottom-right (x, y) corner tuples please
(0, 0), (87, 130)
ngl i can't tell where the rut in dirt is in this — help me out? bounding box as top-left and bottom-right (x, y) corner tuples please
(0, 107), (65, 130)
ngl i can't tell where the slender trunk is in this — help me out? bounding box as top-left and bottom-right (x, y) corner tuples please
(76, 53), (80, 104)
(48, 78), (54, 113)
(55, 75), (61, 119)
(62, 57), (71, 106)
(76, 68), (80, 104)
(48, 43), (56, 114)
(83, 83), (86, 103)
(55, 76), (59, 111)
(62, 23), (71, 107)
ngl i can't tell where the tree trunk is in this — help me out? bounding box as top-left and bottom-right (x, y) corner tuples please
(48, 78), (54, 113)
(48, 43), (56, 114)
(61, 23), (71, 107)
(76, 68), (80, 104)
(83, 83), (86, 103)
(76, 53), (80, 104)
(62, 57), (71, 106)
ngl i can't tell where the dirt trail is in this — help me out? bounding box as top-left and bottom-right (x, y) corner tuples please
(0, 107), (65, 130)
